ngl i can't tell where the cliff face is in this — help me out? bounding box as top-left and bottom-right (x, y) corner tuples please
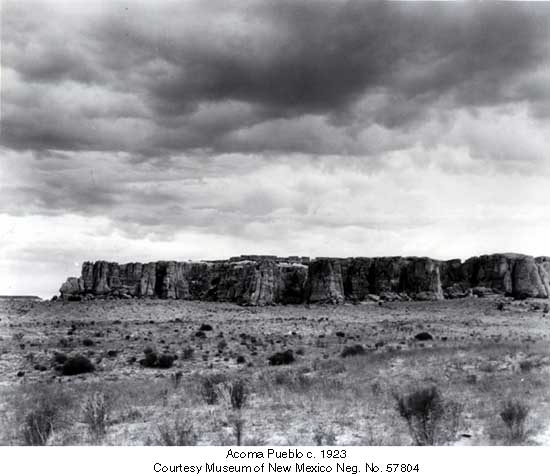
(62, 258), (309, 306)
(456, 253), (550, 299)
(306, 259), (345, 304)
(59, 253), (550, 305)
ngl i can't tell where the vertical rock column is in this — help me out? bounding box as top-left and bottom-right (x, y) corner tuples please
(342, 257), (372, 302)
(139, 262), (157, 297)
(512, 256), (548, 299)
(305, 258), (345, 304)
(400, 258), (444, 300)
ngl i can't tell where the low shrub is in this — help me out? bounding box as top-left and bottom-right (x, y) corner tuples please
(61, 355), (95, 376)
(17, 383), (74, 445)
(52, 352), (68, 365)
(228, 414), (245, 446)
(268, 350), (294, 366)
(500, 399), (529, 444)
(58, 338), (71, 348)
(82, 391), (110, 441)
(395, 386), (462, 446)
(341, 344), (365, 358)
(22, 408), (56, 445)
(200, 373), (227, 405)
(181, 348), (194, 360)
(141, 350), (158, 368)
(120, 408), (143, 423)
(224, 379), (249, 410)
(414, 332), (433, 341)
(519, 360), (534, 373)
(158, 354), (175, 369)
(140, 349), (175, 369)
(171, 371), (183, 389)
(156, 417), (197, 446)
(313, 424), (337, 446)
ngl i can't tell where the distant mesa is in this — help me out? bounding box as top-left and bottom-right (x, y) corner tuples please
(0, 295), (42, 301)
(58, 253), (550, 305)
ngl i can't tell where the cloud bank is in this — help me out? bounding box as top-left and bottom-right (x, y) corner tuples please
(1, 0), (550, 296)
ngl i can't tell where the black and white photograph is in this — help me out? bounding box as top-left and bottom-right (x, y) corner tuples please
(1, 0), (550, 451)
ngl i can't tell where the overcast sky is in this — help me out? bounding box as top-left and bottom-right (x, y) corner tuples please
(1, 0), (550, 297)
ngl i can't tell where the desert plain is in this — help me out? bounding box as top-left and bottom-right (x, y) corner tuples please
(1, 296), (549, 446)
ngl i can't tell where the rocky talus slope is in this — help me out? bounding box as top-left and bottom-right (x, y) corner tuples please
(59, 253), (550, 305)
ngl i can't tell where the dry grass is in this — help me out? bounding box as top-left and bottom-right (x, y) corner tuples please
(1, 297), (550, 445)
(154, 414), (198, 446)
(82, 391), (111, 442)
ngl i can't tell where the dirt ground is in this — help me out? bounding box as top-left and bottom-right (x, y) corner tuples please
(1, 296), (549, 445)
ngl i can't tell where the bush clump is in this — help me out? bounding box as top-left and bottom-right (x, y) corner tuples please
(200, 373), (227, 405)
(140, 348), (175, 369)
(141, 350), (157, 368)
(181, 347), (194, 360)
(158, 354), (175, 369)
(313, 424), (337, 446)
(519, 360), (534, 373)
(500, 399), (530, 444)
(395, 386), (462, 446)
(52, 352), (68, 365)
(341, 344), (366, 358)
(268, 350), (295, 366)
(60, 355), (95, 376)
(17, 383), (74, 445)
(229, 414), (245, 446)
(156, 419), (197, 446)
(171, 371), (183, 389)
(414, 332), (433, 341)
(224, 379), (249, 410)
(82, 391), (111, 441)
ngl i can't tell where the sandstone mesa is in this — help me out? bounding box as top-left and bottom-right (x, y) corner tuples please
(58, 253), (550, 305)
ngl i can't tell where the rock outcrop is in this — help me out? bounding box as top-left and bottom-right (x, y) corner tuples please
(59, 277), (84, 297)
(463, 254), (514, 294)
(511, 255), (548, 299)
(440, 259), (471, 298)
(59, 253), (550, 305)
(306, 258), (345, 304)
(402, 257), (444, 301)
(342, 257), (372, 302)
(535, 257), (550, 297)
(454, 253), (550, 299)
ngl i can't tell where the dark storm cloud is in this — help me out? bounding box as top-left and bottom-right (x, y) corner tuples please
(2, 0), (549, 156)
